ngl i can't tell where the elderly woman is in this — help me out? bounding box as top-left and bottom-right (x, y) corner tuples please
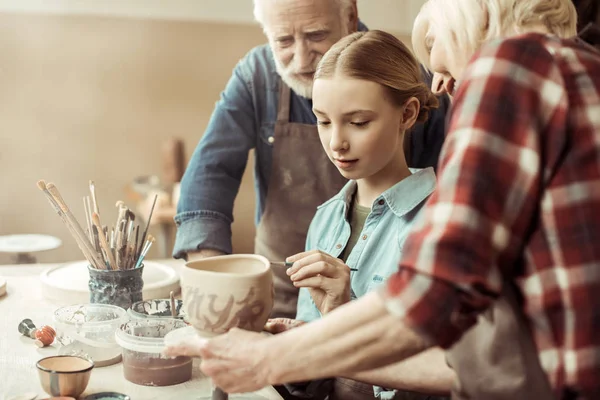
(165, 0), (600, 398)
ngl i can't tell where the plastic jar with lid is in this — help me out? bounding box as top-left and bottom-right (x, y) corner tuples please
(115, 318), (192, 386)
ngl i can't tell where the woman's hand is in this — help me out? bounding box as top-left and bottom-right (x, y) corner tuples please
(163, 328), (274, 393)
(286, 250), (351, 315)
(264, 318), (305, 334)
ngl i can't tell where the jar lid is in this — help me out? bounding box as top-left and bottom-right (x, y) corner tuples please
(82, 393), (130, 400)
(115, 318), (187, 354)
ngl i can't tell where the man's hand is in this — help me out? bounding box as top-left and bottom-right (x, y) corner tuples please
(286, 250), (351, 315)
(164, 328), (274, 393)
(264, 318), (305, 334)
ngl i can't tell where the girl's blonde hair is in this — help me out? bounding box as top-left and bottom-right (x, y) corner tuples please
(315, 30), (438, 123)
(412, 0), (578, 70)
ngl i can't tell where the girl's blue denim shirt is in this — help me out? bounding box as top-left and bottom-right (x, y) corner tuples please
(296, 167), (436, 399)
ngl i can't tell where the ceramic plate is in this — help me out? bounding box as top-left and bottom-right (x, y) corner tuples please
(40, 260), (179, 305)
(0, 234), (61, 253)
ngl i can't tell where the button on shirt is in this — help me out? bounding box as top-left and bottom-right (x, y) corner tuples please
(172, 21), (450, 259)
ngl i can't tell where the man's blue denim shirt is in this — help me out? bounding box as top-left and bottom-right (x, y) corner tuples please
(174, 24), (449, 259)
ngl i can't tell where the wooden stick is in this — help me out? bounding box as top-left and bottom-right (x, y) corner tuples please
(170, 290), (176, 317)
(37, 180), (101, 269)
(137, 194), (157, 259)
(89, 180), (99, 214)
(83, 197), (93, 244)
(45, 182), (104, 269)
(86, 196), (98, 252)
(135, 234), (155, 268)
(92, 213), (117, 270)
(133, 225), (140, 267)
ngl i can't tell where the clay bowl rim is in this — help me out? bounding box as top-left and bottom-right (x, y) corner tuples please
(53, 303), (128, 328)
(183, 254), (270, 278)
(36, 355), (95, 374)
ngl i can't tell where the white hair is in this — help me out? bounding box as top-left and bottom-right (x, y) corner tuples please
(252, 0), (355, 28)
(412, 0), (577, 71)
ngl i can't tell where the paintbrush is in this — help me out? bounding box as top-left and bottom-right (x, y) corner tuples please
(83, 197), (93, 244)
(89, 180), (100, 214)
(92, 212), (117, 270)
(45, 182), (104, 269)
(37, 180), (102, 269)
(135, 234), (155, 268)
(270, 261), (294, 268)
(137, 194), (157, 259)
(170, 290), (176, 318)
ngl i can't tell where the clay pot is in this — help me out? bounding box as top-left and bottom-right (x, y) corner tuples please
(181, 254), (273, 336)
(36, 355), (93, 397)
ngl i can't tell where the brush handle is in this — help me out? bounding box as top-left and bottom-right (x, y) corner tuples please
(89, 180), (100, 214)
(44, 185), (103, 269)
(92, 213), (117, 270)
(138, 194), (157, 259)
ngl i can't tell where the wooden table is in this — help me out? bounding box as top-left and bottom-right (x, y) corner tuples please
(0, 260), (282, 400)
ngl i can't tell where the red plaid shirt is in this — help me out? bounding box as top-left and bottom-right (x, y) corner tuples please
(383, 34), (600, 398)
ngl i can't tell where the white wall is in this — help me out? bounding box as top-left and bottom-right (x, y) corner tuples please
(0, 0), (426, 34)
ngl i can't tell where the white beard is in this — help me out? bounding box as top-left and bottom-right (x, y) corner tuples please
(270, 24), (350, 99)
(273, 54), (322, 99)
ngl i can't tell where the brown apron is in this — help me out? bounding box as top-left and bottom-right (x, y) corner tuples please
(254, 81), (347, 319)
(446, 280), (555, 399)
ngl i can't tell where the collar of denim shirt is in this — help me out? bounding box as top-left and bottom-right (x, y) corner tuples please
(319, 167), (436, 218)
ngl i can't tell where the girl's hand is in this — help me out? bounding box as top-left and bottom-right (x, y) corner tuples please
(286, 250), (351, 315)
(264, 318), (306, 334)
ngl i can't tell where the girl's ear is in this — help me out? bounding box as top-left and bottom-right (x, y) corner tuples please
(400, 97), (420, 131)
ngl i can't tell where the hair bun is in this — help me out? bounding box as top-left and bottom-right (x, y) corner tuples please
(416, 90), (439, 123)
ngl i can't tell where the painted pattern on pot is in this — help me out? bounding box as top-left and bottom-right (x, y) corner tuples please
(181, 254), (274, 335)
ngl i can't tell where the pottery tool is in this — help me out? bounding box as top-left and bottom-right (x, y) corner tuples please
(83, 197), (93, 244)
(18, 318), (37, 339)
(135, 234), (155, 268)
(39, 178), (156, 271)
(137, 194), (157, 260)
(40, 181), (104, 269)
(270, 261), (294, 268)
(89, 180), (100, 214)
(92, 213), (117, 270)
(170, 290), (176, 317)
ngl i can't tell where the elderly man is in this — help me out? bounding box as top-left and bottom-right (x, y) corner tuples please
(174, 0), (449, 320)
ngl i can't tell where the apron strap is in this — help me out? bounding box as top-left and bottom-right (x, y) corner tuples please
(277, 81), (292, 123)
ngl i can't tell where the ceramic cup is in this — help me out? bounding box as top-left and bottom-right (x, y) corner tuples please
(181, 254), (274, 336)
(36, 355), (94, 397)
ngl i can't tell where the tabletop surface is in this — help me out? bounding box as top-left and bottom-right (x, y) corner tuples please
(0, 260), (282, 400)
